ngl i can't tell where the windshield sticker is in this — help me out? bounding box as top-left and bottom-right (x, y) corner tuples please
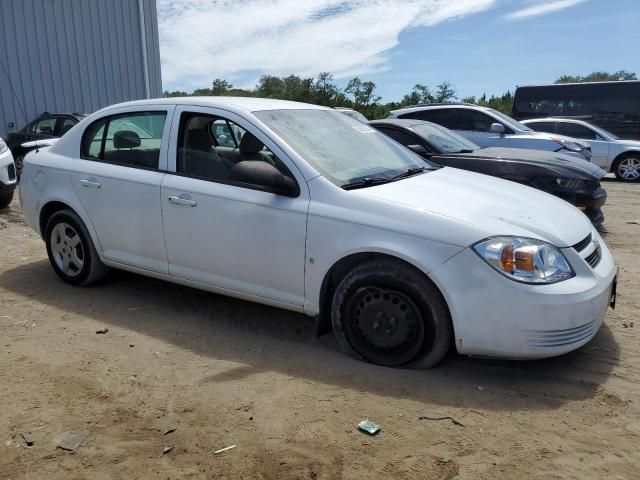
(352, 124), (376, 134)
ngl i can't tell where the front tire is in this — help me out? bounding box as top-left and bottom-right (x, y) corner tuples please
(14, 155), (24, 180)
(331, 259), (452, 368)
(45, 209), (108, 286)
(0, 192), (13, 209)
(612, 154), (640, 182)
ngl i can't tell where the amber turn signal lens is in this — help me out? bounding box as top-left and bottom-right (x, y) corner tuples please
(500, 244), (514, 273)
(515, 250), (535, 271)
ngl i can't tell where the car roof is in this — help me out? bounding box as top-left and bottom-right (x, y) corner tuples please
(390, 103), (490, 115)
(369, 119), (430, 129)
(102, 97), (331, 113)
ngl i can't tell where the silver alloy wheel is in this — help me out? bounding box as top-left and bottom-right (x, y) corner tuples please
(618, 157), (640, 180)
(50, 222), (84, 277)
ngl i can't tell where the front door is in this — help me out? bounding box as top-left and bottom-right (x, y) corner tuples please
(161, 107), (309, 306)
(70, 107), (173, 273)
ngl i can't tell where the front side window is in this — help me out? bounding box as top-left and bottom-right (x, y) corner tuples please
(255, 109), (438, 186)
(456, 109), (494, 132)
(376, 127), (422, 147)
(177, 112), (291, 190)
(80, 111), (167, 169)
(58, 118), (77, 136)
(32, 117), (57, 135)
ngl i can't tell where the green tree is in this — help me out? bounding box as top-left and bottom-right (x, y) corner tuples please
(211, 78), (234, 95)
(345, 77), (381, 117)
(555, 70), (637, 83)
(433, 81), (456, 102)
(400, 84), (433, 107)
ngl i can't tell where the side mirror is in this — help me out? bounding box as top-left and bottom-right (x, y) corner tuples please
(407, 144), (429, 155)
(230, 161), (300, 197)
(489, 123), (505, 134)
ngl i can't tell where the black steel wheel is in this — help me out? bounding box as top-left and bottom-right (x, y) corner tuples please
(331, 258), (452, 368)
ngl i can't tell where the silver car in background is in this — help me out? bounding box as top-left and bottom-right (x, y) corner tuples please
(388, 103), (592, 161)
(523, 118), (640, 182)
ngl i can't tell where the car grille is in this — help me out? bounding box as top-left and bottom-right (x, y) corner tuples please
(585, 247), (602, 268)
(572, 234), (592, 252)
(524, 320), (598, 348)
(7, 163), (16, 181)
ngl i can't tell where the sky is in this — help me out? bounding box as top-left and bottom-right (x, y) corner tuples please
(157, 0), (640, 102)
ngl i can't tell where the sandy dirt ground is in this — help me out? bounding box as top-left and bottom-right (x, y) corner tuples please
(0, 179), (639, 480)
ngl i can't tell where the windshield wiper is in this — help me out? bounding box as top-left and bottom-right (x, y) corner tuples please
(456, 149), (474, 153)
(389, 166), (429, 181)
(341, 177), (391, 190)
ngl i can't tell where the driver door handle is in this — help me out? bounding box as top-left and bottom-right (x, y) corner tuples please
(80, 178), (101, 188)
(168, 195), (197, 207)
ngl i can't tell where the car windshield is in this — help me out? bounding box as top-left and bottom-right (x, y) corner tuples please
(488, 108), (533, 132)
(410, 122), (479, 153)
(255, 109), (438, 186)
(338, 109), (369, 123)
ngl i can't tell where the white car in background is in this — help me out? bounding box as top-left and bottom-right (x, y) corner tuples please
(388, 104), (593, 161)
(19, 97), (617, 367)
(523, 118), (640, 182)
(0, 138), (17, 209)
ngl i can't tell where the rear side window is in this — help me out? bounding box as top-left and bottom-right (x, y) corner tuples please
(526, 121), (556, 134)
(32, 117), (57, 134)
(399, 109), (459, 129)
(556, 122), (598, 140)
(81, 112), (167, 169)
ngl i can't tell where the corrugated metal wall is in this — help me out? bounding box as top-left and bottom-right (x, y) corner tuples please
(0, 0), (162, 137)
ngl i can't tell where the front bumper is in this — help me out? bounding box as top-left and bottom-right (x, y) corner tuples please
(0, 149), (17, 194)
(551, 186), (607, 225)
(430, 230), (616, 359)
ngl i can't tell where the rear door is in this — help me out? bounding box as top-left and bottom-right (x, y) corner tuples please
(70, 106), (174, 273)
(160, 106), (309, 307)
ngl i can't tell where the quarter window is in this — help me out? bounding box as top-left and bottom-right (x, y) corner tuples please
(80, 112), (167, 169)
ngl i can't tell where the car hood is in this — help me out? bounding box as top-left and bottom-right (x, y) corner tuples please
(614, 139), (640, 148)
(463, 147), (606, 178)
(353, 167), (592, 248)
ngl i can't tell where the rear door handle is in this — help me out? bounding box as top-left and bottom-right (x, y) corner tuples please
(168, 195), (197, 207)
(80, 178), (101, 188)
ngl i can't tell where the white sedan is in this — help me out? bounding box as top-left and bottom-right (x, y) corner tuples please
(19, 97), (617, 367)
(523, 118), (640, 182)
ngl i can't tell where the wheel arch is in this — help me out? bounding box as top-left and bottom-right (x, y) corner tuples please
(38, 196), (103, 256)
(314, 251), (452, 337)
(611, 149), (640, 172)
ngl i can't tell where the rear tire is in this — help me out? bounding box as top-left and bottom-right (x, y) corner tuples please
(612, 154), (640, 182)
(45, 209), (108, 286)
(0, 192), (13, 209)
(331, 259), (452, 368)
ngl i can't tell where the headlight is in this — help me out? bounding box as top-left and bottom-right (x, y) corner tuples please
(0, 139), (7, 154)
(552, 137), (583, 152)
(555, 177), (587, 189)
(473, 236), (574, 284)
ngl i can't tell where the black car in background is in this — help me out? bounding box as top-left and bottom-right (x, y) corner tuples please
(4, 112), (87, 177)
(370, 119), (608, 225)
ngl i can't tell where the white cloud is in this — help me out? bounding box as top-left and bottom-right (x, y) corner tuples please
(158, 0), (497, 91)
(504, 0), (587, 21)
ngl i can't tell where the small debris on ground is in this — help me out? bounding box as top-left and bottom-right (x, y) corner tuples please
(477, 386), (484, 391)
(358, 420), (380, 435)
(626, 221), (639, 225)
(164, 427), (177, 436)
(95, 328), (109, 334)
(163, 445), (174, 454)
(418, 415), (466, 427)
(214, 444), (237, 454)
(623, 322), (634, 328)
(55, 430), (90, 451)
(20, 432), (34, 447)
(129, 343), (135, 347)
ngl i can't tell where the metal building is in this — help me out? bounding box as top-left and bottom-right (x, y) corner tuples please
(0, 0), (162, 137)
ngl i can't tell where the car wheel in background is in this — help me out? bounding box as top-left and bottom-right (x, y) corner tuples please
(45, 209), (108, 286)
(331, 258), (452, 368)
(0, 192), (13, 209)
(613, 154), (640, 182)
(14, 155), (24, 180)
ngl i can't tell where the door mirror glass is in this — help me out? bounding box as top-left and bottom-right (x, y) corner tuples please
(407, 144), (429, 155)
(490, 123), (505, 134)
(229, 161), (299, 197)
